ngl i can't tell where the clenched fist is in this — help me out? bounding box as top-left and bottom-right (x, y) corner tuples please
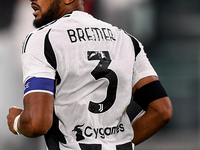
(7, 106), (23, 134)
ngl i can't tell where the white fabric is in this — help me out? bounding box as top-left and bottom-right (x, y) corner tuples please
(21, 11), (157, 150)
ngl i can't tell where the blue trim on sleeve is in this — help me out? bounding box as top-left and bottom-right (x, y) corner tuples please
(24, 77), (55, 96)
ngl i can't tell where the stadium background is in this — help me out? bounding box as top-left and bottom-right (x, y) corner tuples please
(0, 0), (200, 149)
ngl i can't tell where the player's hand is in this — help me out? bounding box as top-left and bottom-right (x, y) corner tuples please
(7, 106), (23, 135)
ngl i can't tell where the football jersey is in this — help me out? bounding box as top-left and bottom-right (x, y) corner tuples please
(21, 11), (157, 150)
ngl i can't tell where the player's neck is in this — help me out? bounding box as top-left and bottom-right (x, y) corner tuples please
(56, 6), (84, 19)
(56, 2), (84, 19)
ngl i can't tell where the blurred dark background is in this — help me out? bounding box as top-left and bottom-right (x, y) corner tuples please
(1, 0), (200, 149)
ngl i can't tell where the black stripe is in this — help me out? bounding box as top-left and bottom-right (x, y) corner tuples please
(44, 29), (61, 85)
(116, 142), (133, 150)
(22, 33), (33, 53)
(38, 20), (57, 31)
(44, 29), (57, 69)
(123, 30), (141, 59)
(44, 111), (67, 150)
(44, 30), (64, 149)
(79, 142), (133, 150)
(129, 35), (141, 59)
(79, 143), (102, 150)
(63, 12), (72, 18)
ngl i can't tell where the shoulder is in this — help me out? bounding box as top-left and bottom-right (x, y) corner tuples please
(22, 21), (58, 54)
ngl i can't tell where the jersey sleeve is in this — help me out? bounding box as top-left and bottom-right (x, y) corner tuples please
(131, 37), (158, 87)
(21, 31), (56, 84)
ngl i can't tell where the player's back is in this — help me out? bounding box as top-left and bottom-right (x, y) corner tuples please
(24, 11), (136, 150)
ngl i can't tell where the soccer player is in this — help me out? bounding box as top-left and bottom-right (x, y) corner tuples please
(7, 0), (173, 149)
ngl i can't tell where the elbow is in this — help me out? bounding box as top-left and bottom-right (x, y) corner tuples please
(148, 97), (173, 125)
(30, 125), (51, 137)
(25, 119), (52, 137)
(157, 100), (173, 125)
(160, 105), (173, 124)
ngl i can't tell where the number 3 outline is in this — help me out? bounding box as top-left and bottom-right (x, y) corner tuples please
(87, 51), (118, 113)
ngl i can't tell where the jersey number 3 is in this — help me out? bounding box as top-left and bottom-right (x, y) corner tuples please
(87, 51), (118, 113)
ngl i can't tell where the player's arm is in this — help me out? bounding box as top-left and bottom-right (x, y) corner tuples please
(17, 92), (54, 137)
(7, 30), (57, 137)
(7, 77), (55, 137)
(131, 75), (173, 145)
(7, 92), (54, 137)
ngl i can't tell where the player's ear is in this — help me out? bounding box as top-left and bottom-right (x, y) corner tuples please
(64, 0), (75, 5)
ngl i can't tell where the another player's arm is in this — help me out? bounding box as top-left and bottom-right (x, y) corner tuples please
(17, 92), (54, 137)
(131, 76), (173, 145)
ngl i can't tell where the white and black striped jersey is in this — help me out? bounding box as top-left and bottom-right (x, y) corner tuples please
(21, 11), (157, 150)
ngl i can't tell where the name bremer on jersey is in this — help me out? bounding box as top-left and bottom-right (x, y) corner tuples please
(72, 123), (125, 141)
(67, 27), (116, 43)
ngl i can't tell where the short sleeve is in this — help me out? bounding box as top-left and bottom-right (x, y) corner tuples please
(132, 41), (158, 87)
(21, 31), (56, 84)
